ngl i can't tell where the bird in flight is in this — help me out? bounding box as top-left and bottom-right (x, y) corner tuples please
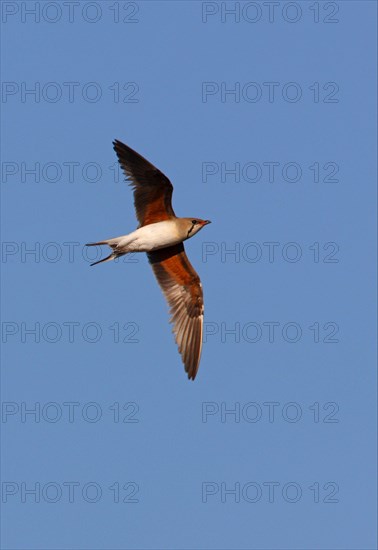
(87, 140), (211, 380)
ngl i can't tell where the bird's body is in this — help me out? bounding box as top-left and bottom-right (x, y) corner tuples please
(87, 140), (211, 380)
(91, 218), (204, 255)
(119, 220), (183, 252)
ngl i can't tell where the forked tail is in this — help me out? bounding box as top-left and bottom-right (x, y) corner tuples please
(85, 240), (126, 267)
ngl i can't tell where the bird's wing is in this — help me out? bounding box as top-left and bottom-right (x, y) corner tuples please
(113, 139), (175, 226)
(148, 243), (204, 380)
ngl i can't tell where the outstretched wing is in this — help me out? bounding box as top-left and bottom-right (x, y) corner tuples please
(113, 139), (175, 226)
(148, 243), (204, 380)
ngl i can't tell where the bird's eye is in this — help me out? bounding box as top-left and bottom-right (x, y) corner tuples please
(192, 220), (197, 225)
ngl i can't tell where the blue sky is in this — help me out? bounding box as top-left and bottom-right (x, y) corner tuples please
(1, 1), (377, 549)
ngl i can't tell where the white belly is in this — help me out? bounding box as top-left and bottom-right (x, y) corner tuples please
(117, 221), (181, 252)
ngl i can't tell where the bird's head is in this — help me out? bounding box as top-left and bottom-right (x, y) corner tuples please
(181, 218), (211, 240)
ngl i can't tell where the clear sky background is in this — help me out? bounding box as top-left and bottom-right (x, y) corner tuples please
(1, 1), (377, 549)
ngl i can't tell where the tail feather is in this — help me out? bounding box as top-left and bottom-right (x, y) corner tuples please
(86, 238), (121, 249)
(86, 239), (127, 266)
(86, 241), (109, 247)
(90, 252), (125, 267)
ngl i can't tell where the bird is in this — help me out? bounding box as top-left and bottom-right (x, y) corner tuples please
(86, 139), (211, 380)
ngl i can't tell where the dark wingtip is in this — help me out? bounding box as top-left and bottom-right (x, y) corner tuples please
(113, 138), (124, 150)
